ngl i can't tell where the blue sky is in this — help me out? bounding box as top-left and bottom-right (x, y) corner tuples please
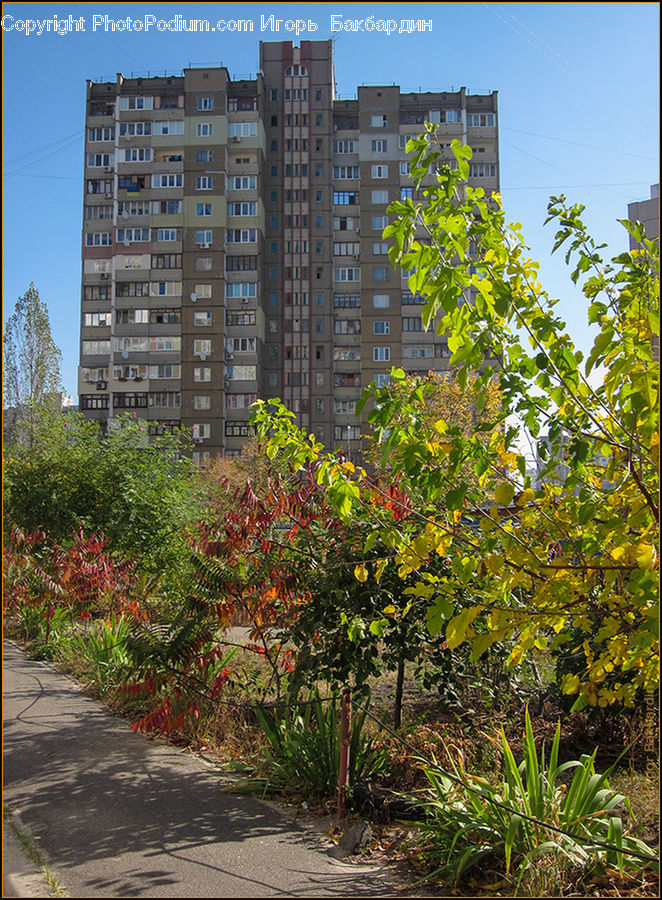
(2, 2), (659, 397)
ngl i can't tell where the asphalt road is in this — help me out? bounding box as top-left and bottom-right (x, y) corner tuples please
(2, 642), (404, 897)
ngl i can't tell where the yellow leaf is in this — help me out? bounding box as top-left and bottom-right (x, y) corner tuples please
(562, 673), (580, 694)
(383, 604), (396, 617)
(494, 482), (516, 506)
(634, 543), (656, 570)
(374, 558), (388, 584)
(354, 563), (368, 583)
(516, 488), (536, 507)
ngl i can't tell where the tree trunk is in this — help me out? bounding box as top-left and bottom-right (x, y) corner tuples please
(394, 653), (405, 730)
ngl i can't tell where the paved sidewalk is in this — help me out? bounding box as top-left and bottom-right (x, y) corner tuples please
(3, 642), (405, 897)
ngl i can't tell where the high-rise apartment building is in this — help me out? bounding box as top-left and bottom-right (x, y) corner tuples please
(79, 40), (499, 460)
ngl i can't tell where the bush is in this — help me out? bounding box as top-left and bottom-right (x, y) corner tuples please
(248, 691), (390, 801)
(417, 708), (654, 888)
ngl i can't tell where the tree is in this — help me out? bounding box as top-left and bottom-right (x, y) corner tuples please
(3, 283), (62, 445)
(252, 135), (659, 711)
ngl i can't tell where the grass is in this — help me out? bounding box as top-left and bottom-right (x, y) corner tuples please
(3, 805), (70, 897)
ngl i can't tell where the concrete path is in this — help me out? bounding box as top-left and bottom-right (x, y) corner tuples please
(3, 642), (406, 897)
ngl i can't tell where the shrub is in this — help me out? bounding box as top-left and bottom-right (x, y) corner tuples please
(417, 708), (655, 887)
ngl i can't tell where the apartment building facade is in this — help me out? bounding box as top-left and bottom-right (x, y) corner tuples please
(79, 39), (499, 460)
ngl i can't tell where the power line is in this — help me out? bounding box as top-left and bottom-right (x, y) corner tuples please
(501, 127), (658, 162)
(4, 130), (84, 167)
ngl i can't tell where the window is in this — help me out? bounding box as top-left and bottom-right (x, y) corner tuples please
(149, 336), (180, 351)
(333, 191), (359, 206)
(192, 424), (211, 440)
(333, 293), (360, 308)
(149, 364), (181, 379)
(195, 203), (212, 216)
(226, 311), (256, 326)
(227, 229), (257, 243)
(195, 257), (213, 271)
(333, 267), (360, 282)
(371, 140), (387, 152)
(285, 64), (307, 76)
(228, 175), (256, 190)
(195, 230), (213, 245)
(333, 140), (357, 153)
(334, 425), (361, 441)
(82, 340), (111, 354)
(86, 179), (113, 194)
(371, 165), (388, 178)
(372, 215), (388, 230)
(469, 163), (498, 178)
(402, 290), (424, 305)
(373, 347), (391, 361)
(118, 96), (153, 110)
(226, 365), (257, 381)
(373, 321), (390, 334)
(403, 345), (434, 358)
(193, 312), (212, 326)
(226, 283), (257, 298)
(334, 400), (357, 415)
(150, 308), (180, 324)
(228, 122), (257, 137)
(334, 347), (361, 361)
(194, 339), (212, 356)
(83, 312), (112, 327)
(196, 150), (213, 162)
(151, 253), (182, 269)
(371, 115), (387, 127)
(373, 268), (388, 282)
(197, 97), (214, 110)
(228, 201), (257, 216)
(194, 367), (211, 382)
(83, 285), (111, 301)
(80, 395), (109, 410)
(115, 309), (149, 324)
(403, 316), (424, 331)
(149, 392), (180, 408)
(331, 317), (359, 336)
(373, 242), (389, 254)
(467, 113), (495, 127)
(119, 122), (151, 137)
(153, 120), (184, 135)
(117, 228), (150, 244)
(375, 374), (391, 387)
(333, 242), (360, 256)
(197, 123), (213, 136)
(196, 176), (213, 190)
(150, 200), (181, 215)
(401, 187), (413, 201)
(226, 255), (257, 271)
(371, 190), (389, 203)
(152, 174), (183, 188)
(116, 281), (149, 297)
(87, 153), (114, 168)
(85, 232), (112, 246)
(371, 294), (389, 308)
(88, 127), (115, 142)
(227, 337), (257, 353)
(333, 166), (359, 180)
(193, 284), (212, 298)
(400, 161), (411, 175)
(156, 229), (177, 242)
(113, 392), (148, 409)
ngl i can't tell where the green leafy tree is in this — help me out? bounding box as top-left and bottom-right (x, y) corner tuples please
(3, 283), (63, 446)
(3, 410), (202, 581)
(252, 135), (659, 711)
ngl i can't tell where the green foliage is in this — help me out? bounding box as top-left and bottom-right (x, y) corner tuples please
(64, 616), (135, 686)
(247, 692), (390, 800)
(252, 135), (659, 710)
(3, 410), (202, 579)
(3, 283), (62, 446)
(418, 709), (655, 886)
